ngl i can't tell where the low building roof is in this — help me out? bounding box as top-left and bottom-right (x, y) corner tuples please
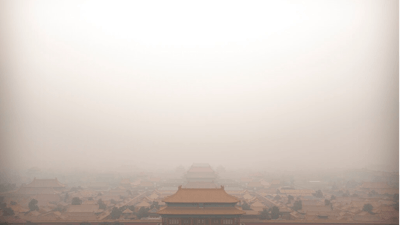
(301, 200), (324, 206)
(242, 191), (254, 200)
(66, 204), (99, 213)
(140, 181), (154, 187)
(63, 212), (97, 221)
(17, 187), (57, 195)
(250, 201), (265, 208)
(123, 208), (134, 214)
(271, 180), (280, 185)
(25, 178), (65, 188)
(120, 178), (130, 184)
(279, 189), (315, 195)
(352, 215), (382, 222)
(187, 167), (215, 173)
(242, 210), (259, 215)
(360, 182), (390, 189)
(136, 200), (151, 207)
(302, 205), (332, 213)
(247, 182), (263, 188)
(158, 187), (179, 191)
(33, 194), (61, 205)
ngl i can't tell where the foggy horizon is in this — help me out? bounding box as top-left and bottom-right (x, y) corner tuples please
(0, 0), (398, 174)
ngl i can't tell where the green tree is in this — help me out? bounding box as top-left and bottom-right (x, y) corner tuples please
(259, 208), (270, 220)
(70, 187), (80, 192)
(394, 194), (399, 211)
(29, 199), (39, 211)
(0, 202), (6, 209)
(80, 223), (91, 225)
(287, 195), (294, 204)
(273, 195), (281, 201)
(241, 202), (251, 210)
(150, 201), (160, 210)
(314, 190), (323, 198)
(330, 195), (336, 200)
(3, 207), (15, 216)
(362, 203), (373, 214)
(136, 207), (149, 219)
(64, 192), (69, 202)
(0, 197), (6, 209)
(26, 221), (38, 225)
(270, 206), (280, 219)
(98, 199), (107, 210)
(110, 207), (122, 219)
(368, 190), (378, 197)
(292, 200), (302, 211)
(394, 202), (399, 211)
(324, 199), (331, 206)
(54, 204), (66, 212)
(72, 197), (82, 205)
(394, 194), (399, 201)
(0, 183), (16, 193)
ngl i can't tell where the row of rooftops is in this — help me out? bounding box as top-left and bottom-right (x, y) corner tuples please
(2, 179), (398, 223)
(185, 164), (218, 180)
(23, 178), (66, 188)
(20, 167), (396, 190)
(3, 164), (398, 223)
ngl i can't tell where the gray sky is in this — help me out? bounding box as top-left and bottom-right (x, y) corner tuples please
(0, 0), (398, 172)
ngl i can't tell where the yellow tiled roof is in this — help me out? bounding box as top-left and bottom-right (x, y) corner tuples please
(163, 186), (239, 203)
(157, 207), (245, 215)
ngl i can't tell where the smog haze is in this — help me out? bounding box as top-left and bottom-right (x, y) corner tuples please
(0, 0), (398, 173)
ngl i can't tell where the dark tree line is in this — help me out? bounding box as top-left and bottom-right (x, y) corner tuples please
(107, 205), (150, 219)
(287, 195), (294, 204)
(259, 206), (280, 220)
(29, 199), (39, 211)
(363, 203), (373, 214)
(292, 200), (302, 211)
(0, 183), (17, 193)
(72, 197), (82, 205)
(241, 202), (251, 210)
(313, 190), (323, 198)
(98, 199), (107, 210)
(394, 194), (399, 211)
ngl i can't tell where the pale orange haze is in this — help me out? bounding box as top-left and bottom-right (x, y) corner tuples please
(0, 0), (398, 172)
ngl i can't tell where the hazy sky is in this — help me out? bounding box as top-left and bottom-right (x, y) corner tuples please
(0, 0), (398, 172)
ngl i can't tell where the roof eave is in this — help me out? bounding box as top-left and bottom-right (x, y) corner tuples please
(163, 201), (239, 204)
